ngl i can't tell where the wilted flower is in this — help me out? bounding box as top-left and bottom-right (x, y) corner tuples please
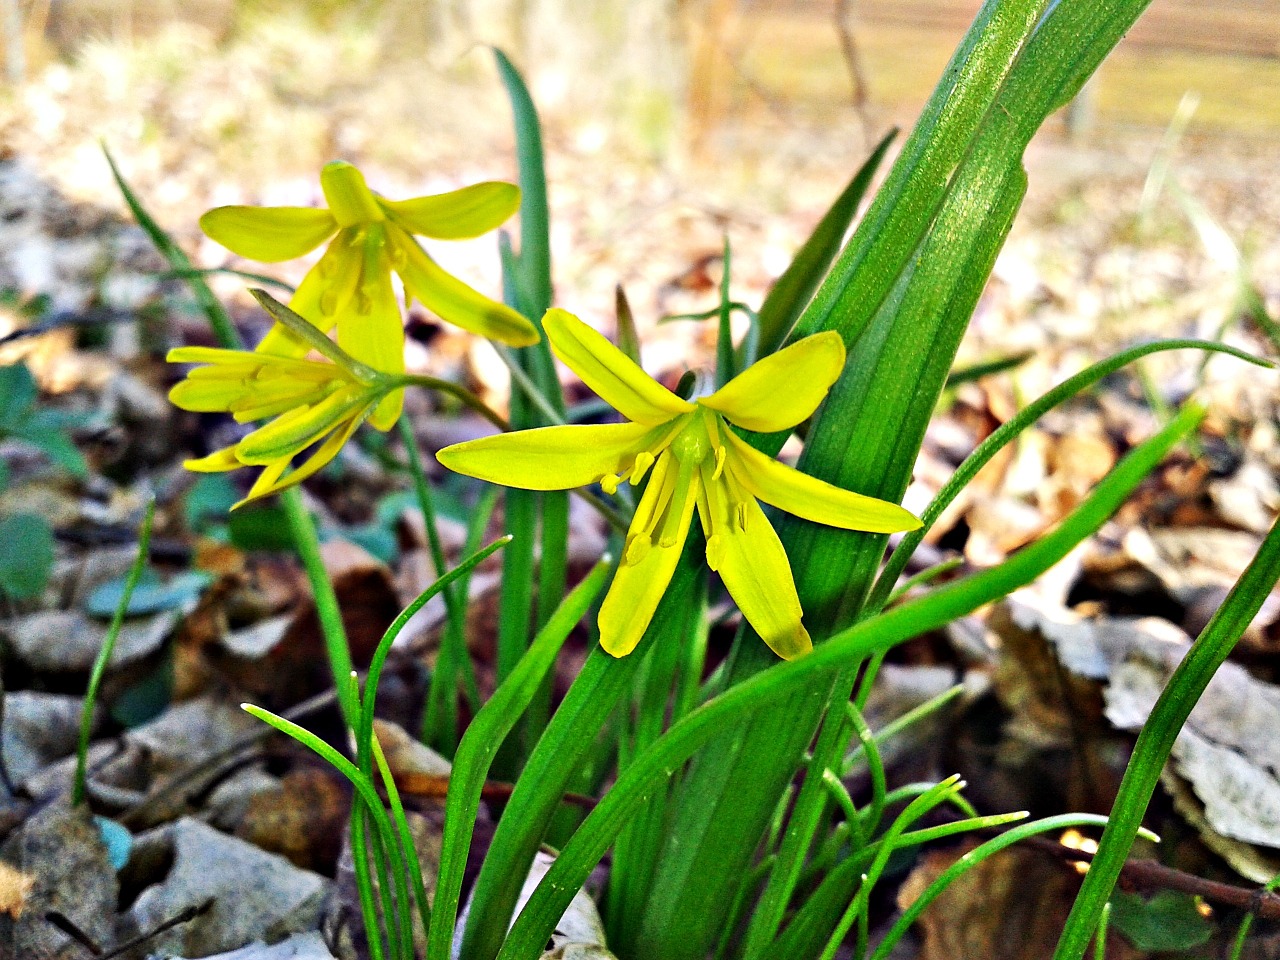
(437, 308), (920, 659)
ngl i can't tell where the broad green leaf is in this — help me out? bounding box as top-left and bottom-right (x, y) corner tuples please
(1107, 891), (1213, 953)
(0, 363), (37, 427)
(638, 0), (1165, 953)
(0, 512), (54, 599)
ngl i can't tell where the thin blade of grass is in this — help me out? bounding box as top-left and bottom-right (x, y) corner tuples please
(103, 145), (240, 350)
(427, 557), (611, 960)
(1054, 510), (1280, 959)
(73, 499), (155, 806)
(868, 338), (1267, 614)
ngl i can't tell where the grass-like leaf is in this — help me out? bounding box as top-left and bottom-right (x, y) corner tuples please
(1054, 509), (1280, 959)
(428, 557), (612, 960)
(73, 499), (155, 806)
(494, 402), (1201, 960)
(103, 144), (241, 350)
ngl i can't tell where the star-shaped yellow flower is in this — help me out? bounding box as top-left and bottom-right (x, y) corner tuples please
(200, 161), (539, 430)
(168, 345), (399, 507)
(436, 309), (921, 660)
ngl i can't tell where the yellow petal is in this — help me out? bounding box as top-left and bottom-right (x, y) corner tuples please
(336, 225), (404, 429)
(543, 308), (693, 426)
(199, 206), (336, 263)
(437, 421), (669, 491)
(698, 471), (811, 660)
(700, 331), (845, 432)
(391, 227), (539, 347)
(723, 429), (920, 533)
(169, 377), (249, 412)
(167, 346), (255, 366)
(228, 381), (333, 423)
(381, 182), (520, 239)
(320, 161), (385, 227)
(183, 447), (242, 472)
(255, 234), (361, 358)
(234, 410), (368, 508)
(236, 458), (290, 507)
(236, 388), (369, 465)
(598, 454), (698, 657)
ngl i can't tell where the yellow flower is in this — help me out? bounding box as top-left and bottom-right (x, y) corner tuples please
(436, 309), (921, 660)
(168, 345), (399, 507)
(199, 161), (539, 430)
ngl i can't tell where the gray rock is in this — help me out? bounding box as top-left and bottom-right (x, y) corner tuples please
(129, 818), (329, 957)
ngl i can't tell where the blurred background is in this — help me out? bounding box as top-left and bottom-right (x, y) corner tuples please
(1, 0), (1277, 354)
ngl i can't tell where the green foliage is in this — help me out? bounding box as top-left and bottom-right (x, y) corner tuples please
(0, 512), (55, 600)
(0, 362), (89, 478)
(1107, 891), (1214, 953)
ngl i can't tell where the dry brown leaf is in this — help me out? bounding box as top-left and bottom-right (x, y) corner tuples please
(0, 861), (33, 919)
(897, 842), (1141, 960)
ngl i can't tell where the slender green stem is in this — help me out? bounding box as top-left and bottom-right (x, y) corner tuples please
(282, 490), (359, 728)
(1229, 873), (1280, 960)
(350, 810), (388, 960)
(492, 344), (564, 426)
(372, 736), (433, 941)
(843, 685), (965, 777)
(73, 499), (156, 806)
(845, 702), (887, 836)
(395, 374), (510, 431)
(869, 339), (1266, 614)
(885, 556), (964, 605)
(396, 414), (468, 750)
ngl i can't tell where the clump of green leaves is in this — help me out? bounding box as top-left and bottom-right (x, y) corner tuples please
(0, 361), (89, 600)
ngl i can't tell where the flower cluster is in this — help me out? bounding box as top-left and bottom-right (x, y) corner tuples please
(170, 162), (922, 659)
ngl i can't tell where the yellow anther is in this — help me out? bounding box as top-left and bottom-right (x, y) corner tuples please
(630, 451), (656, 485)
(624, 533), (651, 566)
(711, 446), (726, 482)
(706, 534), (725, 571)
(600, 473), (621, 496)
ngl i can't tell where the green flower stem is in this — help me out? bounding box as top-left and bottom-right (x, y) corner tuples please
(281, 490), (359, 729)
(1053, 509), (1280, 960)
(492, 344), (565, 427)
(396, 414), (469, 751)
(394, 375), (510, 431)
(427, 558), (612, 960)
(1230, 873), (1280, 960)
(73, 498), (156, 806)
(871, 815), (1134, 960)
